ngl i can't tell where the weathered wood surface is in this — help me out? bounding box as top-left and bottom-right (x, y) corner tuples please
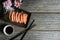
(22, 0), (60, 12)
(23, 31), (60, 40)
(23, 13), (60, 40)
(0, 13), (60, 40)
(1, 0), (60, 40)
(31, 12), (60, 30)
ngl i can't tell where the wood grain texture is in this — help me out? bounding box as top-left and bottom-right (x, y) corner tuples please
(23, 31), (60, 40)
(22, 0), (60, 12)
(30, 12), (60, 30)
(1, 13), (60, 40)
(1, 0), (60, 40)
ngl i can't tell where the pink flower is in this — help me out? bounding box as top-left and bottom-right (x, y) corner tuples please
(14, 0), (20, 8)
(3, 0), (12, 9)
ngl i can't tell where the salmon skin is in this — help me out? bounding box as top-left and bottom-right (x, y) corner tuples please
(2, 9), (31, 28)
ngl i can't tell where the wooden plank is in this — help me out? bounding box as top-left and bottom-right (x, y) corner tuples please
(0, 31), (60, 40)
(14, 31), (60, 40)
(22, 0), (60, 12)
(1, 30), (60, 40)
(30, 12), (60, 30)
(0, 30), (60, 40)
